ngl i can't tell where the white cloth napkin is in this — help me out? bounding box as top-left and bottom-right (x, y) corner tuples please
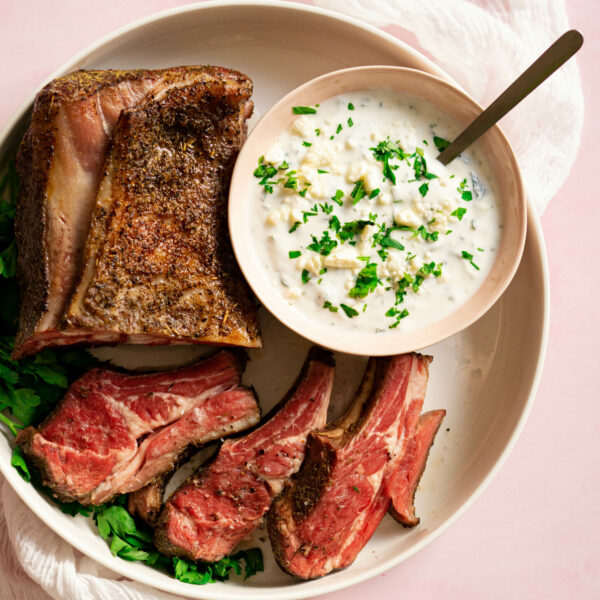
(0, 1), (583, 598)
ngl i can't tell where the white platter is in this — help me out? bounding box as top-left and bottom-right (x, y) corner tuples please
(0, 2), (549, 599)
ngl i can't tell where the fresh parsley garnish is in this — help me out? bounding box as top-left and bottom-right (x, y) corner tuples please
(340, 304), (359, 318)
(337, 219), (374, 243)
(371, 138), (405, 185)
(331, 189), (345, 206)
(288, 250), (301, 259)
(451, 207), (467, 220)
(416, 225), (439, 242)
(350, 180), (366, 204)
(433, 135), (451, 152)
(292, 106), (317, 114)
(301, 269), (311, 284)
(323, 301), (338, 313)
(302, 141), (312, 147)
(461, 250), (480, 270)
(283, 170), (299, 190)
(302, 204), (319, 223)
(348, 102), (355, 110)
(349, 262), (379, 298)
(289, 221), (301, 233)
(457, 178), (472, 200)
(347, 117), (354, 127)
(386, 306), (409, 328)
(307, 231), (338, 256)
(379, 232), (405, 251)
(253, 156), (282, 194)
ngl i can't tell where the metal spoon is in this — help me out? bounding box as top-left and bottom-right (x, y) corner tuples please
(437, 29), (583, 165)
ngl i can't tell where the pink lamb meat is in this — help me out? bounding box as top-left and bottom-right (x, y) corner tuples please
(154, 348), (335, 562)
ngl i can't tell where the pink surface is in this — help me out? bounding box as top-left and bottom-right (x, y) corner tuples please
(0, 1), (598, 598)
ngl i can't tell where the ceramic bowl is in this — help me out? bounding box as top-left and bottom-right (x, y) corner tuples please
(229, 66), (527, 356)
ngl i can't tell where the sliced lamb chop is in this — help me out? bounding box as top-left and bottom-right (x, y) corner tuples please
(154, 348), (334, 562)
(267, 353), (431, 580)
(16, 351), (259, 504)
(14, 66), (260, 359)
(63, 66), (260, 350)
(386, 409), (446, 527)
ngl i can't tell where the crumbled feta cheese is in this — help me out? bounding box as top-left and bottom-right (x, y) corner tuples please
(284, 287), (301, 300)
(297, 254), (323, 276)
(345, 161), (369, 183)
(324, 249), (363, 269)
(266, 207), (289, 225)
(290, 116), (313, 138)
(345, 137), (358, 150)
(301, 144), (343, 175)
(411, 198), (427, 216)
(307, 178), (329, 200)
(394, 208), (421, 228)
(441, 197), (456, 212)
(288, 208), (303, 226)
(264, 142), (285, 165)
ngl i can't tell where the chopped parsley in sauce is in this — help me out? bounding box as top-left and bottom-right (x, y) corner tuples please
(254, 90), (501, 333)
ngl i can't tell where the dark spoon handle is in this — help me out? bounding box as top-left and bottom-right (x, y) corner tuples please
(437, 29), (584, 166)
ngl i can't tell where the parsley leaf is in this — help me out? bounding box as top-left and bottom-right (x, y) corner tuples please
(288, 250), (301, 259)
(340, 304), (359, 318)
(301, 204), (318, 223)
(11, 446), (30, 481)
(379, 233), (404, 251)
(350, 180), (366, 204)
(323, 301), (338, 313)
(349, 262), (379, 298)
(307, 231), (337, 256)
(416, 225), (439, 242)
(433, 136), (451, 152)
(301, 269), (311, 284)
(461, 250), (480, 270)
(371, 138), (405, 185)
(451, 207), (467, 220)
(386, 307), (409, 328)
(292, 106), (317, 114)
(338, 219), (374, 243)
(331, 189), (345, 206)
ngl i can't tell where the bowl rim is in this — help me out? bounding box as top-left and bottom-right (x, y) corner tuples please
(229, 64), (527, 356)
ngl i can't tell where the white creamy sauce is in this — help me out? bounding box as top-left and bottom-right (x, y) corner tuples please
(250, 90), (503, 334)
